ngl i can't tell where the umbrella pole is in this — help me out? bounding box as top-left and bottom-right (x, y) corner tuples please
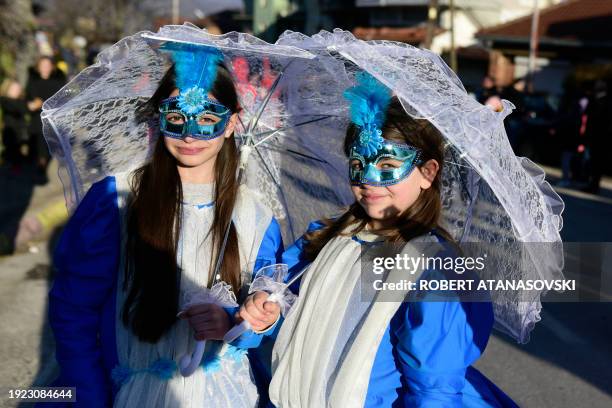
(210, 61), (292, 287)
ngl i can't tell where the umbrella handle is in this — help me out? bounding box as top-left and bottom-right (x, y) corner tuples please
(179, 340), (206, 377)
(223, 293), (282, 343)
(223, 320), (252, 343)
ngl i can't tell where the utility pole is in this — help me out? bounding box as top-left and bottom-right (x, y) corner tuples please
(449, 0), (457, 72)
(424, 0), (438, 49)
(172, 0), (180, 24)
(528, 0), (540, 92)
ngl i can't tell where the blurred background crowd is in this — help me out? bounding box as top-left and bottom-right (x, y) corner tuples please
(0, 2), (611, 407)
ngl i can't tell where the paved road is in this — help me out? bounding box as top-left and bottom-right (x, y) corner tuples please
(0, 161), (63, 408)
(476, 185), (612, 407)
(0, 163), (610, 408)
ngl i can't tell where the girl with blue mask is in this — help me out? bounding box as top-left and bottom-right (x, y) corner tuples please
(239, 75), (519, 407)
(45, 39), (283, 408)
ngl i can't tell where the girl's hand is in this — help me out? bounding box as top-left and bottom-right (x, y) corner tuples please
(236, 291), (281, 332)
(179, 303), (232, 341)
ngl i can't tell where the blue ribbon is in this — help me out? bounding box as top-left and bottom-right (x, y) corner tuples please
(112, 342), (249, 386)
(111, 358), (178, 386)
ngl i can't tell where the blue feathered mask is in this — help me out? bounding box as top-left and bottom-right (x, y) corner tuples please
(159, 41), (224, 115)
(343, 72), (392, 157)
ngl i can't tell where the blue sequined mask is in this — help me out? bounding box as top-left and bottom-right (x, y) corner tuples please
(159, 95), (230, 140)
(349, 140), (422, 186)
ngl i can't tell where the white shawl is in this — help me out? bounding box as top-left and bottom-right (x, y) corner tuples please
(270, 231), (440, 407)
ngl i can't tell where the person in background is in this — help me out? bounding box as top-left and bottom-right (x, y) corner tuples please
(0, 79), (35, 172)
(25, 56), (66, 183)
(476, 75), (504, 112)
(554, 88), (588, 188)
(502, 78), (527, 153)
(583, 80), (612, 194)
(476, 75), (500, 105)
(14, 199), (69, 251)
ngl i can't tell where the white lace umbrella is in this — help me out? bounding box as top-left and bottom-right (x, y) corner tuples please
(274, 29), (565, 343)
(41, 23), (352, 245)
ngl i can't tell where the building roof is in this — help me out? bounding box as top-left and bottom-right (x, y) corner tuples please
(477, 0), (612, 45)
(353, 26), (444, 45)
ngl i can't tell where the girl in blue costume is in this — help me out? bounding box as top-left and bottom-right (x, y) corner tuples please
(45, 41), (282, 407)
(239, 75), (520, 407)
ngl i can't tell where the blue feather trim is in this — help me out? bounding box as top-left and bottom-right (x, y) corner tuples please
(343, 72), (392, 129)
(111, 358), (177, 387)
(343, 72), (392, 157)
(159, 41), (223, 95)
(146, 358), (177, 380)
(223, 344), (248, 362)
(200, 341), (223, 374)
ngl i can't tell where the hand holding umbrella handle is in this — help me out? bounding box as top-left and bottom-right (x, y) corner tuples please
(177, 281), (239, 377)
(223, 292), (282, 343)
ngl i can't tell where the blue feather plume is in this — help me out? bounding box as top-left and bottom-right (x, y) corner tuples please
(343, 72), (392, 131)
(160, 41), (223, 93)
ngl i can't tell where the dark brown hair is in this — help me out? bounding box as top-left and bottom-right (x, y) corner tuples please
(303, 97), (452, 261)
(122, 64), (241, 343)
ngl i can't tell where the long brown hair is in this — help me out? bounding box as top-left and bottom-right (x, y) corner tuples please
(122, 64), (241, 343)
(303, 97), (452, 261)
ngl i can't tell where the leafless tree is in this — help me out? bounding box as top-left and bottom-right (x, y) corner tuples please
(41, 0), (158, 44)
(0, 0), (37, 85)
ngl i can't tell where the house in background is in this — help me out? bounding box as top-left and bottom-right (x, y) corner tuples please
(430, 0), (564, 90)
(476, 0), (612, 97)
(250, 0), (564, 90)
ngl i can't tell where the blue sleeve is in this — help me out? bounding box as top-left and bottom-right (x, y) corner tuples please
(253, 217), (284, 273)
(228, 217), (284, 349)
(393, 298), (494, 407)
(47, 177), (120, 408)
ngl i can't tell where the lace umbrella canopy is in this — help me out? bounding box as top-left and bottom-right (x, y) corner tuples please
(41, 23), (354, 245)
(275, 29), (565, 344)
